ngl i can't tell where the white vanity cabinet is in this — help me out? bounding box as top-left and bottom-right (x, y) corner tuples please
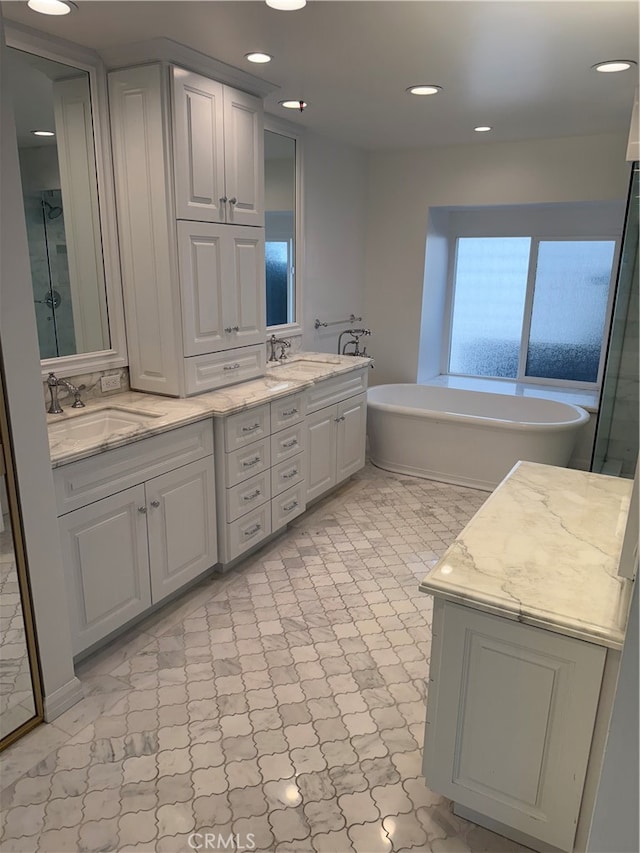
(178, 221), (265, 355)
(108, 63), (265, 397)
(172, 69), (263, 226)
(54, 422), (217, 655)
(305, 369), (368, 503)
(215, 391), (307, 565)
(424, 599), (606, 853)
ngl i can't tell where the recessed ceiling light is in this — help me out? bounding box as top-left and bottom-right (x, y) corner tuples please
(27, 0), (76, 15)
(407, 85), (442, 96)
(474, 126), (492, 132)
(593, 60), (636, 73)
(279, 100), (308, 111)
(245, 52), (273, 64)
(266, 0), (306, 10)
(31, 129), (56, 137)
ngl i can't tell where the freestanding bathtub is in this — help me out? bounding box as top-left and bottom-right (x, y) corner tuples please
(367, 384), (590, 491)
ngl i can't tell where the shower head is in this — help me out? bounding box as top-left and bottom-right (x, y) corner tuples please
(43, 200), (63, 220)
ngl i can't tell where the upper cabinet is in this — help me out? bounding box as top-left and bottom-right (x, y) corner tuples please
(173, 69), (264, 226)
(108, 63), (266, 397)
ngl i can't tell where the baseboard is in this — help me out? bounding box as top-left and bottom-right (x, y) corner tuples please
(43, 676), (84, 722)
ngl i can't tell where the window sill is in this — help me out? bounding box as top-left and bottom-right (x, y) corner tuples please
(423, 375), (599, 413)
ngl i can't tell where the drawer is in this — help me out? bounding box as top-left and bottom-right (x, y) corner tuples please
(306, 368), (368, 413)
(53, 420), (213, 515)
(184, 345), (265, 396)
(225, 437), (271, 488)
(224, 504), (272, 563)
(224, 404), (270, 453)
(272, 481), (306, 532)
(270, 422), (305, 466)
(271, 392), (305, 431)
(226, 470), (271, 523)
(271, 451), (304, 497)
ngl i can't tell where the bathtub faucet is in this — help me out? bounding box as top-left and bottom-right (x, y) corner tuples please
(338, 328), (371, 357)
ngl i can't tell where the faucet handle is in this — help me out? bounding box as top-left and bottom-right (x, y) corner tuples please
(71, 386), (86, 408)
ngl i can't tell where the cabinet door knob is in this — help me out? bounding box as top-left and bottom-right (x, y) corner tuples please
(138, 506), (147, 514)
(228, 197), (237, 205)
(220, 196), (228, 204)
(150, 500), (160, 508)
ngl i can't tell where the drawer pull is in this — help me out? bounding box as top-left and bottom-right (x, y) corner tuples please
(244, 523), (262, 538)
(282, 407), (298, 417)
(282, 438), (298, 449)
(242, 423), (261, 433)
(224, 362), (241, 371)
(243, 489), (261, 502)
(283, 500), (299, 512)
(242, 456), (261, 469)
(282, 468), (298, 480)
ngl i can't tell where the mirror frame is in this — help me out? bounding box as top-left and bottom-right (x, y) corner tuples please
(5, 23), (127, 380)
(264, 114), (304, 339)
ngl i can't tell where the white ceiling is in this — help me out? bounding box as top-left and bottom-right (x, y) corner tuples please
(2, 0), (638, 151)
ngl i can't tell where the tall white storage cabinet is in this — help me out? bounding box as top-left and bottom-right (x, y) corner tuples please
(109, 63), (266, 397)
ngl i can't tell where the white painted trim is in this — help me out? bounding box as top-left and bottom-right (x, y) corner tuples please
(626, 89), (639, 162)
(99, 37), (278, 99)
(43, 676), (84, 723)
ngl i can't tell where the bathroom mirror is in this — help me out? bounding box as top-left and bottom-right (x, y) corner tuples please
(265, 118), (303, 335)
(5, 25), (126, 378)
(0, 365), (43, 750)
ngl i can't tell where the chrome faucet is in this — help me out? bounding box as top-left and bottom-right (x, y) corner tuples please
(46, 373), (85, 414)
(268, 334), (291, 362)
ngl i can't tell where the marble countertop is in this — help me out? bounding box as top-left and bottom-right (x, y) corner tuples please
(420, 461), (634, 649)
(47, 353), (370, 468)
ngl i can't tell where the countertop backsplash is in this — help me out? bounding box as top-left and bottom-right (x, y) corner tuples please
(42, 367), (131, 409)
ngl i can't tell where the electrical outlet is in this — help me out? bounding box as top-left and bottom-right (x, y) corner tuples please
(100, 374), (121, 393)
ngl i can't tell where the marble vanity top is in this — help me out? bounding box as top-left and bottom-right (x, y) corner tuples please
(47, 353), (370, 467)
(420, 461), (634, 649)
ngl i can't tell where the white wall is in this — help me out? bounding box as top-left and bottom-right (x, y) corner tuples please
(0, 18), (82, 720)
(301, 130), (368, 354)
(365, 133), (631, 386)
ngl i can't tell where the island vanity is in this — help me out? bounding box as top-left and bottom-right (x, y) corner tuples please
(48, 354), (369, 657)
(419, 461), (634, 853)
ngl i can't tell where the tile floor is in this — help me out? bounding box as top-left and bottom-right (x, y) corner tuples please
(0, 464), (530, 853)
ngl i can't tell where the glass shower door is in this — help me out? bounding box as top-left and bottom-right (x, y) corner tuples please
(592, 164), (639, 478)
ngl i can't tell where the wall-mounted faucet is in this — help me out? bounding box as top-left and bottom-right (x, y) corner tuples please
(338, 328), (372, 357)
(46, 373), (85, 414)
(268, 334), (291, 362)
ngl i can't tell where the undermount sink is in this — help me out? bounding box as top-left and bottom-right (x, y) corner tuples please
(48, 407), (159, 442)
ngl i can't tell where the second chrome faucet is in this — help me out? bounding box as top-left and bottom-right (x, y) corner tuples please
(46, 373), (85, 414)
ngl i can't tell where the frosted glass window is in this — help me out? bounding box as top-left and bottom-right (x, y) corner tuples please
(265, 241), (289, 327)
(449, 237), (531, 377)
(526, 241), (615, 382)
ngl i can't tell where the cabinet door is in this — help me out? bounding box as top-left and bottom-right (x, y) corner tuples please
(58, 485), (151, 655)
(221, 226), (266, 348)
(146, 458), (217, 604)
(178, 221), (227, 356)
(173, 69), (226, 223)
(223, 86), (264, 226)
(306, 405), (337, 502)
(336, 393), (367, 484)
(424, 601), (606, 852)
